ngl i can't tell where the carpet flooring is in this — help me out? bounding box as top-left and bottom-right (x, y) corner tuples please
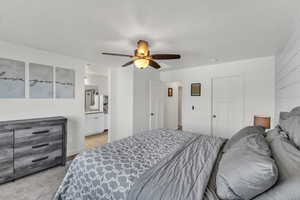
(0, 165), (67, 200)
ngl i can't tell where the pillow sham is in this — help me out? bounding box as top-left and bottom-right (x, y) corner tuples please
(280, 115), (300, 148)
(290, 106), (300, 116)
(222, 126), (265, 153)
(279, 111), (291, 121)
(265, 126), (288, 143)
(216, 134), (278, 200)
(254, 178), (300, 200)
(253, 134), (300, 200)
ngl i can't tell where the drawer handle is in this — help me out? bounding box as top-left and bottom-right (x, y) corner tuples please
(32, 156), (49, 163)
(32, 130), (50, 135)
(32, 143), (49, 149)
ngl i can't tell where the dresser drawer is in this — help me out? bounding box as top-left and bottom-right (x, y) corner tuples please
(0, 164), (13, 184)
(0, 130), (13, 184)
(0, 130), (13, 148)
(0, 151), (13, 184)
(14, 140), (62, 159)
(14, 125), (62, 146)
(15, 125), (62, 139)
(14, 149), (62, 178)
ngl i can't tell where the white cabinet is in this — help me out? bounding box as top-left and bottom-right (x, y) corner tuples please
(85, 113), (104, 136)
(104, 114), (109, 130)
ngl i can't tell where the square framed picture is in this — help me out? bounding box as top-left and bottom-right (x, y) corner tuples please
(29, 63), (54, 98)
(0, 57), (25, 98)
(168, 88), (173, 97)
(56, 67), (75, 98)
(191, 83), (201, 96)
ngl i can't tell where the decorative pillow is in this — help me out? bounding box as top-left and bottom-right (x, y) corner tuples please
(280, 115), (300, 149)
(253, 134), (300, 200)
(254, 178), (300, 200)
(222, 126), (265, 153)
(290, 106), (300, 116)
(216, 134), (278, 200)
(279, 111), (291, 121)
(265, 126), (288, 143)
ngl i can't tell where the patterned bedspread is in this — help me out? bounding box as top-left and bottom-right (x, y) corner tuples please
(54, 129), (197, 200)
(127, 134), (224, 200)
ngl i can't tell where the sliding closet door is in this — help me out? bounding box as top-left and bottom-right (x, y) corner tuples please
(211, 76), (244, 138)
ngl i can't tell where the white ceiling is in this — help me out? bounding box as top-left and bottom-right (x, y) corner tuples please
(0, 0), (299, 71)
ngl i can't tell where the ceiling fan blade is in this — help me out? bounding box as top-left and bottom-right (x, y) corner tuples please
(102, 52), (133, 58)
(151, 54), (181, 60)
(149, 60), (161, 69)
(122, 60), (134, 67)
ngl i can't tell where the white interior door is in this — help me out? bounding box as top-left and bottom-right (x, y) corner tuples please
(149, 80), (162, 129)
(212, 76), (244, 138)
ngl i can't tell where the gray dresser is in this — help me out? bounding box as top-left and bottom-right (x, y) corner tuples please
(0, 117), (67, 184)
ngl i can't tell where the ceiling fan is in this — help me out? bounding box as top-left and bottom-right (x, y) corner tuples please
(102, 40), (181, 69)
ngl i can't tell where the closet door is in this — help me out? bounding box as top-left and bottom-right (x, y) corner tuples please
(149, 80), (163, 130)
(212, 76), (244, 138)
(0, 130), (14, 183)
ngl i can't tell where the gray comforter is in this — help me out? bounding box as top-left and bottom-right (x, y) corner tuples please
(54, 129), (225, 200)
(127, 134), (224, 200)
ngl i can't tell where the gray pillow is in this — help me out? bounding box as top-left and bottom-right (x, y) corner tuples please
(269, 136), (300, 180)
(265, 127), (288, 143)
(254, 178), (300, 200)
(216, 134), (278, 200)
(253, 135), (300, 200)
(223, 126), (265, 153)
(280, 115), (300, 148)
(279, 111), (291, 121)
(290, 106), (300, 116)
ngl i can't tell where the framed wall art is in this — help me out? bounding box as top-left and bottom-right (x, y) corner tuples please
(56, 67), (75, 98)
(191, 83), (201, 96)
(168, 88), (173, 97)
(0, 57), (25, 98)
(29, 63), (54, 98)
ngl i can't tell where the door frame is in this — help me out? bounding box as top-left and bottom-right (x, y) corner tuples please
(161, 81), (183, 130)
(210, 75), (245, 136)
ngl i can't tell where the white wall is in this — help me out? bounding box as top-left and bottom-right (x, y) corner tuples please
(85, 74), (108, 95)
(161, 57), (275, 135)
(0, 40), (89, 156)
(133, 68), (160, 133)
(275, 22), (300, 123)
(108, 67), (134, 142)
(109, 67), (160, 141)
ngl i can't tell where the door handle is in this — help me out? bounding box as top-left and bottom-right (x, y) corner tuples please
(150, 113), (155, 116)
(212, 115), (217, 118)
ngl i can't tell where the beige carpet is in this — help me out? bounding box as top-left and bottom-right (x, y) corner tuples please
(0, 166), (67, 200)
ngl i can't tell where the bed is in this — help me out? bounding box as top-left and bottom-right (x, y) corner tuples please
(55, 107), (300, 200)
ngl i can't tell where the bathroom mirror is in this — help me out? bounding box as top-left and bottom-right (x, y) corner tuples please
(85, 86), (100, 113)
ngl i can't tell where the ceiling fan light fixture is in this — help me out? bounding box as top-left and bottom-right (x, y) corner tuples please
(102, 40), (181, 70)
(137, 40), (149, 56)
(134, 59), (149, 69)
